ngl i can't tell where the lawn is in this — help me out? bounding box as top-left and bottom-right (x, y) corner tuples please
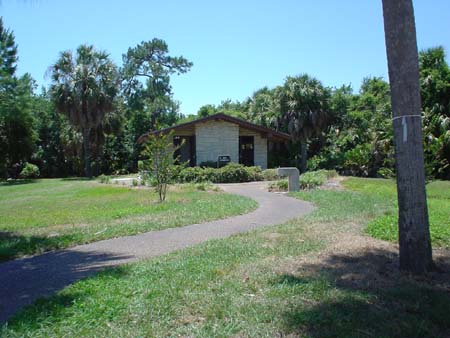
(344, 178), (450, 248)
(0, 179), (257, 261)
(2, 178), (449, 337)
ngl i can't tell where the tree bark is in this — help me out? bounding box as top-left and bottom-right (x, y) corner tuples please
(82, 128), (92, 178)
(300, 142), (307, 173)
(382, 0), (433, 274)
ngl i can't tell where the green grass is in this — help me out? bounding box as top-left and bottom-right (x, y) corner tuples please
(3, 178), (449, 337)
(344, 177), (450, 248)
(0, 179), (257, 261)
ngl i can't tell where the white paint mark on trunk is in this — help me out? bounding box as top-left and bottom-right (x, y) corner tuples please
(402, 116), (407, 142)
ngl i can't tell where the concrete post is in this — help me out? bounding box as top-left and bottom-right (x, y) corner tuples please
(277, 167), (300, 192)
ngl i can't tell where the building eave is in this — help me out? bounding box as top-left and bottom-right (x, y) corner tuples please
(137, 113), (291, 143)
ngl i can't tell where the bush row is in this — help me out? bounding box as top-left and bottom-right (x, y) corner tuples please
(136, 163), (278, 184)
(175, 163), (264, 183)
(137, 165), (338, 186)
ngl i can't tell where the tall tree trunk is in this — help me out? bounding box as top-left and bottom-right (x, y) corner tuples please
(82, 128), (92, 178)
(300, 142), (307, 173)
(382, 0), (433, 274)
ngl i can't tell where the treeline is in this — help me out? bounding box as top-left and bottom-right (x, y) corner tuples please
(185, 49), (450, 180)
(0, 17), (191, 178)
(1, 16), (449, 180)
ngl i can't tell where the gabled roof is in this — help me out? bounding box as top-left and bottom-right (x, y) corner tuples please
(138, 113), (291, 143)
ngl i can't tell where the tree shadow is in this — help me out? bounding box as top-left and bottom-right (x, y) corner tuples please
(60, 177), (92, 181)
(274, 248), (450, 338)
(0, 179), (38, 187)
(0, 231), (79, 262)
(0, 246), (133, 324)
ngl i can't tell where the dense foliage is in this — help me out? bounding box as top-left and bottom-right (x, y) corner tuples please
(49, 44), (119, 178)
(140, 163), (265, 184)
(1, 15), (449, 180)
(0, 18), (35, 179)
(175, 163), (264, 183)
(188, 49), (450, 180)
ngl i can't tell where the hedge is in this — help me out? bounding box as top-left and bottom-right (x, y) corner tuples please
(175, 163), (264, 183)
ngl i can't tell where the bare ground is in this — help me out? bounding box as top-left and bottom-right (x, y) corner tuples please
(277, 178), (450, 296)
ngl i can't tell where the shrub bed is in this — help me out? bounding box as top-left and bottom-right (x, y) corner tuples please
(261, 168), (281, 181)
(300, 169), (337, 189)
(176, 163), (264, 183)
(140, 165), (339, 185)
(268, 179), (288, 192)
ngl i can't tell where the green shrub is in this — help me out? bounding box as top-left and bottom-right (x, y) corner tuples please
(137, 160), (145, 172)
(19, 163), (40, 179)
(307, 155), (323, 171)
(266, 170), (337, 191)
(132, 179), (138, 187)
(98, 174), (111, 184)
(377, 167), (395, 178)
(262, 169), (280, 181)
(343, 143), (372, 176)
(178, 166), (216, 183)
(176, 163), (264, 183)
(322, 169), (338, 179)
(217, 163), (263, 183)
(139, 170), (151, 185)
(299, 170), (327, 189)
(245, 166), (264, 181)
(268, 179), (288, 191)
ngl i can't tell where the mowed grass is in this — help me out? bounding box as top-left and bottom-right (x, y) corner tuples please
(344, 178), (450, 248)
(0, 179), (257, 261)
(3, 178), (450, 337)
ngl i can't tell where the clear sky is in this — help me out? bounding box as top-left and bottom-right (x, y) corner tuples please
(2, 0), (450, 115)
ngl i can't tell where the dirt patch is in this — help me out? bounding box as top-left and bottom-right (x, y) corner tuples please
(276, 221), (450, 294)
(271, 177), (450, 293)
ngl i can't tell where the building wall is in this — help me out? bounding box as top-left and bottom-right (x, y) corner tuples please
(239, 128), (268, 169)
(195, 120), (239, 165)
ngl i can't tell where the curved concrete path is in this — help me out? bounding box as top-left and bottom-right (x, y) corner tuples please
(0, 182), (313, 323)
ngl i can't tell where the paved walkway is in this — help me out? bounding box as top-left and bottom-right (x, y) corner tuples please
(0, 182), (313, 323)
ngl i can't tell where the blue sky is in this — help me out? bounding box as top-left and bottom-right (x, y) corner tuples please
(2, 0), (450, 115)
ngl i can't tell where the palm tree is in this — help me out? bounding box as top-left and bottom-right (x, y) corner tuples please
(49, 45), (118, 178)
(248, 87), (278, 128)
(382, 0), (433, 273)
(279, 74), (331, 172)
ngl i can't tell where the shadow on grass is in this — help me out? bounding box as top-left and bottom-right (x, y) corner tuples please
(0, 179), (38, 186)
(60, 177), (92, 181)
(0, 245), (133, 324)
(276, 249), (450, 338)
(0, 232), (80, 262)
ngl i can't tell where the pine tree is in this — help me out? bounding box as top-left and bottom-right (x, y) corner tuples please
(0, 17), (36, 178)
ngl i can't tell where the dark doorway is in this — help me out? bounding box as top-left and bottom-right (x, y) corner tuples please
(174, 136), (196, 167)
(239, 136), (254, 166)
